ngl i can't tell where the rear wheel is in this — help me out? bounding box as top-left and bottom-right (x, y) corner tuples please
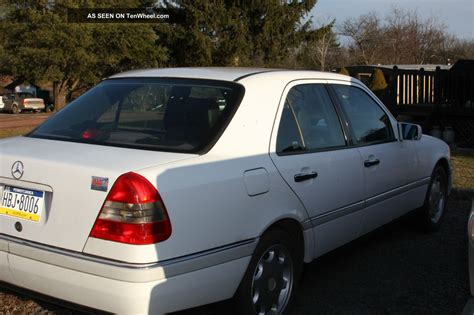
(11, 104), (19, 114)
(234, 228), (302, 315)
(417, 166), (448, 231)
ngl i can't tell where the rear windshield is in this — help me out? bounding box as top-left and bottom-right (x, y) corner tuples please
(29, 78), (245, 153)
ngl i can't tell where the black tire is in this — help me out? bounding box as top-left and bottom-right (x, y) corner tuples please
(234, 228), (303, 315)
(417, 165), (448, 232)
(11, 104), (19, 114)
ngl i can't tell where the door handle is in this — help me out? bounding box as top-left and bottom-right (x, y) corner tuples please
(294, 171), (318, 182)
(364, 159), (380, 167)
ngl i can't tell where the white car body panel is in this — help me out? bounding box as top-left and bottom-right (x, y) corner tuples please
(0, 68), (451, 314)
(7, 250), (250, 314)
(268, 79), (366, 258)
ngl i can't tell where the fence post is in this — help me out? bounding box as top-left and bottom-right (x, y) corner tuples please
(434, 66), (442, 111)
(389, 66), (398, 113)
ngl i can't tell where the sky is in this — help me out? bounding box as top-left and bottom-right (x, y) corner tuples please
(310, 0), (474, 40)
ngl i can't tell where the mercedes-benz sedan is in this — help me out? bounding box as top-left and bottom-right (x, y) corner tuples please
(0, 68), (451, 314)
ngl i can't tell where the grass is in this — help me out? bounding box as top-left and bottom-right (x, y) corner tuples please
(451, 149), (474, 190)
(0, 127), (33, 139)
(0, 126), (472, 189)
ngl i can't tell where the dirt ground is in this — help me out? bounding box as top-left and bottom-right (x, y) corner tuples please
(0, 113), (51, 129)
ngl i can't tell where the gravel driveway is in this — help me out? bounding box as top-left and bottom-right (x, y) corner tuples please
(0, 197), (471, 314)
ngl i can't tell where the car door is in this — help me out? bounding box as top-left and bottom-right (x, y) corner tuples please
(270, 81), (365, 258)
(329, 82), (417, 234)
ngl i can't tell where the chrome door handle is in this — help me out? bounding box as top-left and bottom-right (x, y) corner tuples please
(364, 159), (380, 167)
(294, 171), (318, 182)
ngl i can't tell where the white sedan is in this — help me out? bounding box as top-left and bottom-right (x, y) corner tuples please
(0, 68), (451, 314)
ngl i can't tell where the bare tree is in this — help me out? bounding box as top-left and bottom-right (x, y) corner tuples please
(339, 6), (469, 66)
(303, 20), (340, 71)
(339, 12), (383, 65)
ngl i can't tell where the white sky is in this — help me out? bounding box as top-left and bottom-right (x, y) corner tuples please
(310, 0), (474, 40)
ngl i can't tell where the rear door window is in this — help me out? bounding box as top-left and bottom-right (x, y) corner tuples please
(276, 84), (347, 154)
(29, 78), (244, 153)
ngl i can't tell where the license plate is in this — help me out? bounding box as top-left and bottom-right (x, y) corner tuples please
(0, 186), (44, 222)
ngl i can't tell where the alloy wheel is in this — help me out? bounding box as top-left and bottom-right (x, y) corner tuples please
(429, 175), (446, 224)
(250, 244), (294, 315)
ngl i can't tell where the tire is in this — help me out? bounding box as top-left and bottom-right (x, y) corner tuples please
(11, 104), (19, 114)
(417, 165), (448, 232)
(234, 228), (303, 315)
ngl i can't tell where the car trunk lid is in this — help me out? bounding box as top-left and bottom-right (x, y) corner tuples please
(0, 136), (195, 252)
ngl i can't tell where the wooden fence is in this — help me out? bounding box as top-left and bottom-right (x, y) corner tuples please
(385, 66), (474, 117)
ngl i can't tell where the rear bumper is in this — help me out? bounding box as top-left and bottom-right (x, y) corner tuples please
(21, 104), (45, 110)
(0, 236), (255, 314)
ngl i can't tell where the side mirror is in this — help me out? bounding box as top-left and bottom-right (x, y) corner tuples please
(398, 122), (422, 141)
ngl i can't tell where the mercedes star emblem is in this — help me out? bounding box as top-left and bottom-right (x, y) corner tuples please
(11, 161), (24, 179)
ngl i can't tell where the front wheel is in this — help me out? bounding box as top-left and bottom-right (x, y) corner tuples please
(11, 104), (19, 114)
(417, 166), (448, 231)
(234, 228), (303, 315)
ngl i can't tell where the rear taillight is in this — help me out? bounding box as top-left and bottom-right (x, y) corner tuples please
(90, 172), (172, 245)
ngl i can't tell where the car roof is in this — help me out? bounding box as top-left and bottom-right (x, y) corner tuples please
(108, 67), (352, 82)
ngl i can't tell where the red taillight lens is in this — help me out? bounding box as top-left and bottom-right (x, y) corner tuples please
(81, 129), (104, 140)
(90, 172), (172, 245)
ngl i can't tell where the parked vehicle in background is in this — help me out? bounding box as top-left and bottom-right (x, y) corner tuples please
(2, 92), (45, 114)
(0, 68), (452, 314)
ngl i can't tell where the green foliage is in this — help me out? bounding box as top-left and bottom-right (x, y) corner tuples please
(368, 68), (387, 99)
(298, 20), (341, 71)
(161, 0), (317, 67)
(339, 67), (350, 76)
(368, 68), (387, 91)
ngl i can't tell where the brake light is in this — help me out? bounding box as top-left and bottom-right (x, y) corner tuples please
(90, 172), (172, 245)
(81, 129), (103, 139)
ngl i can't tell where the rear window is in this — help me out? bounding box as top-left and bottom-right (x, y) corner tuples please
(29, 78), (245, 153)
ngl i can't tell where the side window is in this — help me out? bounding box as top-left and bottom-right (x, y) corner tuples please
(276, 84), (346, 154)
(332, 85), (394, 144)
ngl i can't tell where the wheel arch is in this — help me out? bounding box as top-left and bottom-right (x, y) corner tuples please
(258, 217), (313, 263)
(434, 157), (452, 194)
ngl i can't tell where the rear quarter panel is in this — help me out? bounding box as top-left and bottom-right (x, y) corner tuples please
(83, 154), (309, 263)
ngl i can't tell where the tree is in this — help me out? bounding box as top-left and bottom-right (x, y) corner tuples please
(339, 67), (350, 76)
(368, 68), (387, 98)
(339, 12), (383, 65)
(0, 0), (168, 110)
(298, 20), (341, 71)
(339, 6), (471, 66)
(161, 0), (318, 67)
